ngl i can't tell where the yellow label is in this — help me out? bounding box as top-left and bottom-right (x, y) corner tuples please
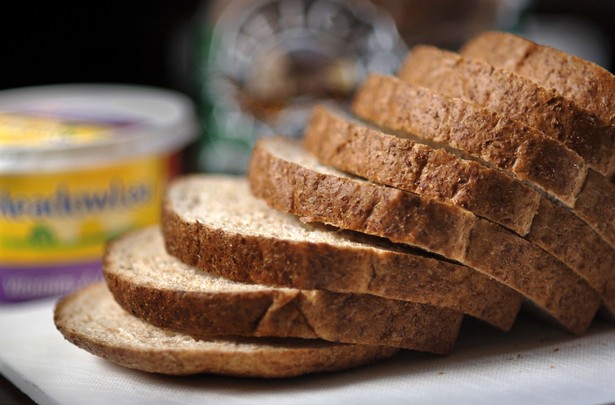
(0, 155), (168, 264)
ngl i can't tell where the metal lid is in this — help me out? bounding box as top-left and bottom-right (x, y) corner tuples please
(0, 84), (198, 172)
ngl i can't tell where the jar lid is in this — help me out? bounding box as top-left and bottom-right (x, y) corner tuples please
(0, 84), (198, 172)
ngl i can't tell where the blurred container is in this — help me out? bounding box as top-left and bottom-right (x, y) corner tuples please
(0, 84), (197, 302)
(194, 0), (407, 173)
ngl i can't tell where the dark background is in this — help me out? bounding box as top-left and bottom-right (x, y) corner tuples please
(0, 1), (202, 93)
(0, 0), (613, 95)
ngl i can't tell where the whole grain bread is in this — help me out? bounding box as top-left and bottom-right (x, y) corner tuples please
(351, 74), (588, 208)
(574, 170), (615, 252)
(304, 106), (615, 316)
(399, 45), (615, 176)
(161, 175), (520, 331)
(304, 105), (541, 236)
(461, 31), (615, 126)
(353, 74), (615, 254)
(54, 282), (398, 377)
(248, 137), (601, 335)
(104, 226), (463, 353)
(526, 197), (615, 316)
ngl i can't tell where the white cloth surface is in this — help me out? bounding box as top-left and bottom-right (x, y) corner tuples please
(0, 296), (614, 405)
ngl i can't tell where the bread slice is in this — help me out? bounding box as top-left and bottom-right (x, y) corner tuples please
(352, 74), (615, 252)
(161, 175), (520, 331)
(525, 197), (615, 316)
(304, 105), (541, 236)
(460, 31), (615, 126)
(574, 170), (615, 252)
(104, 226), (463, 353)
(304, 106), (615, 316)
(248, 137), (601, 335)
(54, 282), (399, 377)
(351, 74), (587, 208)
(399, 45), (615, 176)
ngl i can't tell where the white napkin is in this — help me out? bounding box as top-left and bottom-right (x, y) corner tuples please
(1, 297), (614, 405)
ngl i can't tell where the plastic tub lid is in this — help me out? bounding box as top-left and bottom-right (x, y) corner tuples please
(0, 84), (198, 172)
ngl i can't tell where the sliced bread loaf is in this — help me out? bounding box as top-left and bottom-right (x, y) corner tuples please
(161, 175), (520, 331)
(104, 226), (463, 353)
(399, 45), (615, 176)
(351, 74), (587, 208)
(303, 106), (615, 316)
(304, 105), (541, 235)
(352, 74), (615, 252)
(248, 137), (601, 335)
(54, 282), (398, 377)
(460, 31), (615, 126)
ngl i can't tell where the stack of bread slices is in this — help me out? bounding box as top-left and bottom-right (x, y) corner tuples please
(55, 31), (615, 378)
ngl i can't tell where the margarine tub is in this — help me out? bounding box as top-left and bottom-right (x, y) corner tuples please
(0, 84), (197, 302)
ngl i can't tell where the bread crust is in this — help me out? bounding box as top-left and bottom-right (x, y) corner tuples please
(526, 197), (615, 315)
(352, 74), (587, 207)
(304, 107), (615, 316)
(304, 105), (540, 235)
(54, 282), (399, 377)
(353, 75), (615, 255)
(400, 45), (615, 175)
(161, 175), (521, 331)
(459, 33), (615, 242)
(249, 138), (600, 334)
(574, 170), (615, 252)
(461, 31), (615, 126)
(104, 227), (462, 353)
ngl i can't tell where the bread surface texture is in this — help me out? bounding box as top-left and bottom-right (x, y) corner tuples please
(352, 74), (587, 207)
(354, 74), (615, 255)
(162, 174), (521, 331)
(461, 31), (615, 126)
(304, 105), (540, 235)
(248, 137), (600, 335)
(573, 171), (615, 251)
(54, 282), (398, 377)
(400, 45), (615, 175)
(304, 106), (615, 315)
(105, 226), (463, 353)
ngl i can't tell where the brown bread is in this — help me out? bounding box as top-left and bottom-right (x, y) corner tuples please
(574, 170), (615, 252)
(104, 226), (462, 353)
(461, 31), (615, 126)
(525, 197), (615, 316)
(54, 282), (399, 377)
(352, 74), (615, 252)
(351, 74), (588, 208)
(162, 175), (521, 331)
(249, 137), (601, 335)
(304, 105), (541, 236)
(399, 45), (615, 176)
(304, 107), (615, 316)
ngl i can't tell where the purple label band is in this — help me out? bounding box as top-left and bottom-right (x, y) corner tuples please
(0, 261), (103, 302)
